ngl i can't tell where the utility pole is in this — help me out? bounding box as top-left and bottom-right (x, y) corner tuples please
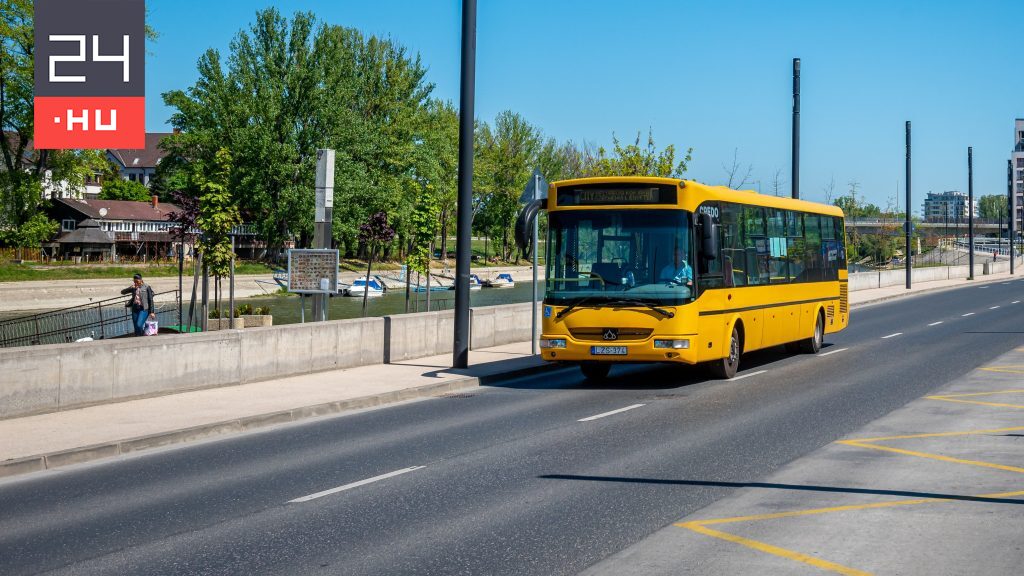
(968, 147), (974, 280)
(905, 121), (911, 289)
(791, 58), (800, 200)
(453, 0), (476, 369)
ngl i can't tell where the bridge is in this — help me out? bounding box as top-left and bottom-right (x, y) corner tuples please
(846, 218), (1007, 237)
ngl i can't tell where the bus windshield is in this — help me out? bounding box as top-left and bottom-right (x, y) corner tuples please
(545, 209), (694, 306)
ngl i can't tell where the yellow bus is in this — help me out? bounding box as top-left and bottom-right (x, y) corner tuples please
(532, 176), (848, 380)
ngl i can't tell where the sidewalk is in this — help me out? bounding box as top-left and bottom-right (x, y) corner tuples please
(0, 342), (553, 478)
(0, 270), (1018, 479)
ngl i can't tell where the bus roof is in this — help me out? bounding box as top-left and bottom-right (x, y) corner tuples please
(549, 176), (844, 218)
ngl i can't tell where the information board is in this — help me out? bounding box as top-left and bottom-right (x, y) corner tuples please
(287, 249), (339, 294)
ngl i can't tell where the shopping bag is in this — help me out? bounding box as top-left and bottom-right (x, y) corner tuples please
(144, 317), (159, 336)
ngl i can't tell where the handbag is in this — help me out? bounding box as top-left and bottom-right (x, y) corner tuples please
(144, 317), (159, 336)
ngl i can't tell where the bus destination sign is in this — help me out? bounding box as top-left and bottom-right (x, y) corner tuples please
(556, 184), (678, 206)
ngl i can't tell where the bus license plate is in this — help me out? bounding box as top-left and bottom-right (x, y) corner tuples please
(591, 346), (627, 355)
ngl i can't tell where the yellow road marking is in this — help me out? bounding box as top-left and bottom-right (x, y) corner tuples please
(840, 425), (1024, 443)
(978, 367), (1024, 374)
(678, 497), (936, 527)
(930, 389), (1024, 399)
(927, 397), (1024, 409)
(675, 383), (1024, 574)
(679, 522), (873, 576)
(838, 440), (1024, 474)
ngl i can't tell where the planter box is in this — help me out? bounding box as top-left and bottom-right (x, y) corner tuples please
(242, 314), (273, 328)
(207, 318), (244, 331)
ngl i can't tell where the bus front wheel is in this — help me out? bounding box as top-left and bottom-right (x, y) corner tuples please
(580, 362), (611, 381)
(708, 326), (741, 379)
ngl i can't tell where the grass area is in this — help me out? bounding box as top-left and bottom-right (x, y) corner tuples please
(0, 262), (274, 282)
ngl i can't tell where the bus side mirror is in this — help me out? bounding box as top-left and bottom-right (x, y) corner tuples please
(699, 212), (719, 261)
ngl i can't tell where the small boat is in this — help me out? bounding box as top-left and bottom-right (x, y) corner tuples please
(469, 274), (483, 291)
(483, 273), (515, 288)
(412, 284), (452, 293)
(344, 278), (385, 297)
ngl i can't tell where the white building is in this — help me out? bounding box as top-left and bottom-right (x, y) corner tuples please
(1010, 119), (1024, 228)
(922, 191), (976, 223)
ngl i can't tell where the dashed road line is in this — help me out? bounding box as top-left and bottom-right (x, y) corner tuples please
(881, 333), (902, 339)
(578, 404), (645, 422)
(962, 312), (975, 317)
(990, 306), (1001, 310)
(288, 466), (425, 503)
(927, 321), (943, 326)
(818, 348), (849, 357)
(1012, 301), (1020, 305)
(728, 369), (768, 381)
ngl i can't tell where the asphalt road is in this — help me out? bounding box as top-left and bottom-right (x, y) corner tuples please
(1, 280), (1022, 576)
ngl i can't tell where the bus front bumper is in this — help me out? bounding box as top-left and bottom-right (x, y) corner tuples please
(538, 336), (699, 364)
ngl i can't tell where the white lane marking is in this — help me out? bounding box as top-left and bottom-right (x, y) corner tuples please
(1002, 282), (1011, 285)
(1012, 301), (1021, 304)
(990, 306), (1001, 310)
(289, 466), (425, 503)
(818, 347), (849, 357)
(578, 404), (646, 422)
(979, 286), (989, 289)
(927, 321), (943, 326)
(962, 312), (975, 317)
(881, 333), (903, 339)
(728, 369), (768, 381)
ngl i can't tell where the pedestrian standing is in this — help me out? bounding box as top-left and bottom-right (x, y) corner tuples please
(121, 273), (155, 336)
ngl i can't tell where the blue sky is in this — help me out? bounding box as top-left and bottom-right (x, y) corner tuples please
(146, 0), (1022, 213)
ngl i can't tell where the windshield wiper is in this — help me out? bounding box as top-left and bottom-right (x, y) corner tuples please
(556, 296), (598, 319)
(603, 299), (675, 318)
(556, 296), (675, 319)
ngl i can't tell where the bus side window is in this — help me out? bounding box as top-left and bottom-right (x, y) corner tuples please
(697, 203), (725, 290)
(787, 211), (805, 282)
(744, 206), (768, 285)
(767, 208), (789, 284)
(834, 217), (847, 270)
(804, 215), (823, 282)
(720, 203), (745, 287)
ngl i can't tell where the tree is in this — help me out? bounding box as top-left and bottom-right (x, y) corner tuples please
(978, 195), (1007, 221)
(586, 130), (691, 178)
(0, 211), (57, 251)
(769, 168), (786, 197)
(163, 9), (432, 259)
(1, 1), (151, 245)
(358, 211), (395, 316)
(722, 148), (753, 189)
(474, 111), (543, 261)
(100, 178), (151, 202)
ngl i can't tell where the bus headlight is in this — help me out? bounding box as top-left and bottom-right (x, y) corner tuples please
(654, 339), (690, 349)
(539, 338), (567, 349)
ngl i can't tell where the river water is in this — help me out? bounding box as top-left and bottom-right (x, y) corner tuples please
(194, 281), (543, 326)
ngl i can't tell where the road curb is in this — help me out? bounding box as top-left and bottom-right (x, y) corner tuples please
(0, 361), (561, 480)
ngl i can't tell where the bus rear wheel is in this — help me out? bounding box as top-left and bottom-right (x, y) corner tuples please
(799, 311), (824, 354)
(708, 326), (741, 379)
(580, 362), (611, 381)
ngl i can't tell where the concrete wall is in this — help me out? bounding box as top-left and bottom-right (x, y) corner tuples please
(0, 317), (384, 419)
(470, 302), (540, 350)
(383, 309), (455, 363)
(848, 260), (1008, 293)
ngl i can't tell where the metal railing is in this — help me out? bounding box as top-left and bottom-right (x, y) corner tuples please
(0, 290), (180, 348)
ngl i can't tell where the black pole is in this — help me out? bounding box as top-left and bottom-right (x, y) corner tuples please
(1009, 159), (1016, 275)
(968, 147), (974, 279)
(453, 0), (476, 369)
(905, 121), (911, 289)
(792, 58), (800, 200)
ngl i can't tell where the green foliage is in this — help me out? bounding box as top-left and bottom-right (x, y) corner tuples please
(255, 305), (271, 315)
(100, 178), (151, 202)
(0, 212), (58, 248)
(195, 149), (241, 277)
(163, 9), (433, 256)
(585, 130), (692, 178)
(978, 195), (1008, 220)
(0, 1), (148, 246)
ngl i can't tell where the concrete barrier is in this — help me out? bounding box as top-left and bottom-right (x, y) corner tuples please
(470, 302), (540, 350)
(0, 317), (385, 419)
(383, 309), (455, 363)
(848, 271), (880, 291)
